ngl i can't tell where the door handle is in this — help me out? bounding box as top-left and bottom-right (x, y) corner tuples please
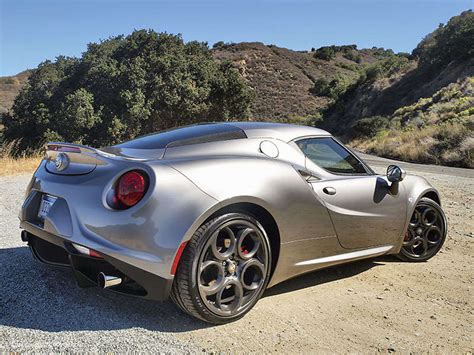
(323, 187), (336, 195)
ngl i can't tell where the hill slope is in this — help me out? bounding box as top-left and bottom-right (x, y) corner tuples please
(351, 76), (473, 167)
(320, 10), (473, 167)
(212, 42), (397, 122)
(0, 46), (397, 120)
(0, 71), (30, 114)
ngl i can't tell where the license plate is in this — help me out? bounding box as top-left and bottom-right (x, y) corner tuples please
(37, 194), (57, 220)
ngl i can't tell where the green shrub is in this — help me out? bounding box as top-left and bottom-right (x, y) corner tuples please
(314, 46), (336, 61)
(212, 41), (226, 49)
(359, 55), (410, 84)
(371, 47), (395, 58)
(352, 116), (390, 137)
(311, 78), (332, 97)
(342, 51), (362, 63)
(311, 76), (354, 100)
(313, 45), (359, 61)
(336, 62), (360, 71)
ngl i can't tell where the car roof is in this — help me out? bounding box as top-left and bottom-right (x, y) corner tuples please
(114, 121), (331, 150)
(227, 121), (331, 141)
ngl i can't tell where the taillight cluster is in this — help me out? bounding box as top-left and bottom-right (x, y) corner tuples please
(109, 170), (149, 210)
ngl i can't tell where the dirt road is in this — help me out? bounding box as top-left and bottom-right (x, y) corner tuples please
(1, 157), (472, 352)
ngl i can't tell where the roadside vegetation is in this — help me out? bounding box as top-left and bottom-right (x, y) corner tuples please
(0, 140), (41, 176)
(350, 77), (473, 167)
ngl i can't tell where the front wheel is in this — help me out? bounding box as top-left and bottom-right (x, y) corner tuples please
(170, 213), (271, 324)
(397, 197), (447, 262)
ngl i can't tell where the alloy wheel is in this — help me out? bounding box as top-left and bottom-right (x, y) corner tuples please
(197, 219), (269, 317)
(402, 201), (446, 259)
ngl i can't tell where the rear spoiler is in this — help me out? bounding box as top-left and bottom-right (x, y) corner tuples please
(45, 142), (115, 157)
(45, 142), (150, 162)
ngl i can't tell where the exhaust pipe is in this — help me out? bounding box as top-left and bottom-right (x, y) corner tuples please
(98, 272), (122, 288)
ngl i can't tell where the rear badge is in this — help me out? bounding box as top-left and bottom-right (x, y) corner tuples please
(54, 152), (69, 171)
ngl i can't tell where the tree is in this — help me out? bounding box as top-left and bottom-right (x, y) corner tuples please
(4, 30), (252, 150)
(311, 76), (353, 100)
(58, 88), (101, 144)
(314, 46), (336, 61)
(413, 10), (474, 68)
(352, 116), (390, 138)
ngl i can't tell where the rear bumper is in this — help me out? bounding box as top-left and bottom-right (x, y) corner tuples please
(21, 225), (173, 301)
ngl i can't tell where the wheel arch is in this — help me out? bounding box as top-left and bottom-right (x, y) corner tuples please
(421, 190), (441, 206)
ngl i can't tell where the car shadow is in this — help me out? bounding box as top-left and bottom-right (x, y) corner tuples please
(265, 258), (383, 297)
(0, 246), (211, 333)
(374, 254), (420, 263)
(0, 246), (395, 333)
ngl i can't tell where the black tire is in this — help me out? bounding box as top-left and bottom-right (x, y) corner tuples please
(170, 213), (272, 324)
(396, 197), (447, 262)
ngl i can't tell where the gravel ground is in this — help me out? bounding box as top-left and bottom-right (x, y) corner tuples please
(1, 156), (473, 353)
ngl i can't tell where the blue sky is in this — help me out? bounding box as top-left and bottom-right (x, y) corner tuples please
(0, 0), (471, 76)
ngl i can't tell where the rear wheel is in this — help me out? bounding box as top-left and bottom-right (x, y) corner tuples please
(170, 213), (271, 324)
(397, 197), (447, 262)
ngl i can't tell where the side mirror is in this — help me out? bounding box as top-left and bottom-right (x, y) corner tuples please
(387, 165), (406, 183)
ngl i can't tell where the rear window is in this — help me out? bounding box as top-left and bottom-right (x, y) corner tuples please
(114, 123), (247, 149)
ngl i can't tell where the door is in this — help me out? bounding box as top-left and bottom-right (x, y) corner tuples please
(296, 137), (407, 249)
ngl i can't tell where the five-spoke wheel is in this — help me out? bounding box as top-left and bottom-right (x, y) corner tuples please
(197, 221), (268, 317)
(171, 213), (271, 324)
(397, 197), (447, 261)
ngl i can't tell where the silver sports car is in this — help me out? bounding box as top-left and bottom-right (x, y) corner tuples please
(19, 122), (447, 324)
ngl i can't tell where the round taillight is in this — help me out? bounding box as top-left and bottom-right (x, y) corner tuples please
(115, 170), (148, 208)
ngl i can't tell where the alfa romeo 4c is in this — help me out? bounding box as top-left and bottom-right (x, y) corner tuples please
(19, 122), (447, 324)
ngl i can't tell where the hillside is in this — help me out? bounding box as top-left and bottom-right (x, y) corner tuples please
(351, 77), (473, 167)
(322, 58), (473, 133)
(0, 45), (389, 120)
(0, 70), (30, 114)
(321, 10), (473, 134)
(321, 10), (473, 167)
(212, 42), (398, 122)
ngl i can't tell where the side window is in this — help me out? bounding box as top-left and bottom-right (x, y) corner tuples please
(296, 138), (368, 175)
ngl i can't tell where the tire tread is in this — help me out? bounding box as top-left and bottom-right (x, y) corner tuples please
(170, 217), (219, 322)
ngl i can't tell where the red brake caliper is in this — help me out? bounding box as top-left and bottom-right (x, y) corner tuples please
(404, 230), (411, 241)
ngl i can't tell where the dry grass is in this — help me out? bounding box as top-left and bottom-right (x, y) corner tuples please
(0, 140), (42, 176)
(350, 122), (473, 168)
